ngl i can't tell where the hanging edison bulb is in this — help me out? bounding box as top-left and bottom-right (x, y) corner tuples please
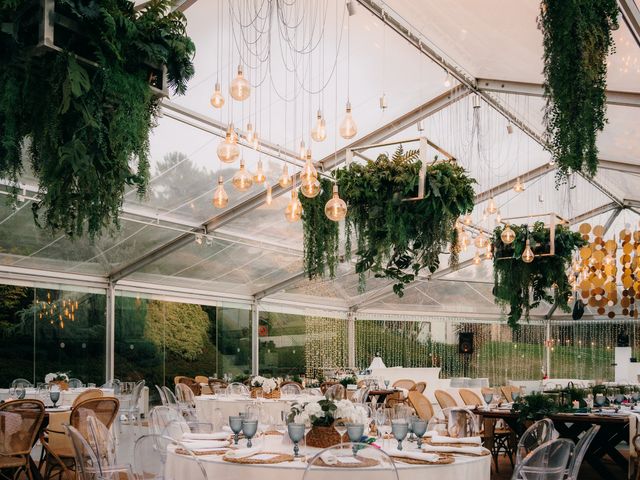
(513, 177), (525, 193)
(339, 101), (357, 139)
(229, 65), (250, 101)
(501, 224), (516, 245)
(212, 176), (228, 208)
(462, 214), (472, 226)
(486, 197), (498, 215)
(299, 140), (306, 159)
(301, 151), (318, 184)
(311, 110), (327, 142)
(284, 190), (303, 223)
(325, 184), (347, 222)
(473, 250), (482, 265)
(485, 244), (493, 260)
(265, 184), (273, 205)
(301, 177), (321, 198)
(522, 238), (535, 263)
(210, 81), (225, 109)
(253, 159), (266, 184)
(232, 159), (253, 191)
(474, 232), (488, 249)
(278, 164), (292, 188)
(246, 122), (259, 149)
(217, 126), (240, 163)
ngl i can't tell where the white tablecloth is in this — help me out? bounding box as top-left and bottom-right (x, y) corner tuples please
(0, 387), (114, 406)
(165, 434), (490, 480)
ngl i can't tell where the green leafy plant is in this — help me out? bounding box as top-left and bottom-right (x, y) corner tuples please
(493, 222), (585, 328)
(301, 146), (475, 295)
(338, 375), (358, 388)
(0, 0), (195, 237)
(512, 393), (564, 423)
(539, 0), (618, 181)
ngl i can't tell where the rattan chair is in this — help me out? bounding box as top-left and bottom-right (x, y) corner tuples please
(177, 376), (201, 396)
(501, 385), (520, 403)
(459, 388), (483, 406)
(392, 379), (416, 390)
(407, 391), (434, 421)
(412, 381), (426, 393)
(0, 399), (45, 480)
(207, 379), (228, 395)
(434, 389), (459, 409)
(194, 375), (209, 385)
(72, 388), (104, 408)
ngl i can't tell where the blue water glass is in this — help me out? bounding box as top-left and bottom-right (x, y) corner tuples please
(391, 419), (409, 451)
(511, 392), (520, 402)
(412, 419), (427, 448)
(229, 416), (243, 445)
(346, 423), (365, 456)
(287, 423), (305, 458)
(49, 390), (60, 407)
(242, 419), (258, 448)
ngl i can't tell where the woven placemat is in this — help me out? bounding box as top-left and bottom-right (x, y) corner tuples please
(310, 456), (379, 468)
(223, 452), (294, 464)
(423, 448), (490, 457)
(425, 439), (483, 448)
(175, 448), (228, 456)
(264, 430), (284, 436)
(391, 454), (454, 465)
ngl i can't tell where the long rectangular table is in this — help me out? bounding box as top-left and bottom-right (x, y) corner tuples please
(478, 409), (630, 479)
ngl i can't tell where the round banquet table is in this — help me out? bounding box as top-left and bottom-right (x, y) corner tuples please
(165, 434), (491, 480)
(0, 387), (114, 406)
(195, 395), (317, 428)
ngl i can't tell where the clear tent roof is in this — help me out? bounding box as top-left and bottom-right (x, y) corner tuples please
(1, 0), (639, 320)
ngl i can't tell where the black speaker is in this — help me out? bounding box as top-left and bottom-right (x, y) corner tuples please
(572, 299), (585, 320)
(459, 332), (474, 354)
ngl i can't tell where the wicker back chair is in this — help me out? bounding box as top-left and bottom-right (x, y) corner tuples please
(392, 379), (416, 390)
(407, 391), (434, 421)
(459, 389), (483, 406)
(0, 399), (45, 479)
(72, 389), (104, 408)
(412, 382), (426, 393)
(434, 390), (459, 410)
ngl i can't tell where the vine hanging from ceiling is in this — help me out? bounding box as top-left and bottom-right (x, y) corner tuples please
(0, 0), (195, 238)
(539, 0), (618, 181)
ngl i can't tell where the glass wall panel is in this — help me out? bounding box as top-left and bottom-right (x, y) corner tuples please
(258, 311), (306, 378)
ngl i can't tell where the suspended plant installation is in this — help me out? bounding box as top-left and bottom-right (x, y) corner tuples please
(493, 220), (585, 329)
(0, 0), (195, 237)
(301, 146), (475, 295)
(539, 0), (618, 181)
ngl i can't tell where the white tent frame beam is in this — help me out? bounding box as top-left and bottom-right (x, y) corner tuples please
(619, 0), (640, 47)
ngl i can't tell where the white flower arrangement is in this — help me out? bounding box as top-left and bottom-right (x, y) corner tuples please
(250, 376), (279, 394)
(45, 372), (69, 383)
(289, 398), (369, 427)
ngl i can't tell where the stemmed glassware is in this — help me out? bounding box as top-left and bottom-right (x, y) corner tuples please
(242, 419), (258, 448)
(334, 419), (347, 444)
(483, 392), (494, 410)
(384, 380), (390, 389)
(391, 419), (408, 451)
(49, 385), (60, 407)
(229, 416), (243, 445)
(287, 423), (305, 458)
(412, 419), (427, 448)
(346, 424), (365, 456)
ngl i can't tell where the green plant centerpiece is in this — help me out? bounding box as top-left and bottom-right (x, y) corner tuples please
(338, 375), (358, 388)
(539, 0), (618, 180)
(493, 222), (585, 328)
(0, 0), (195, 237)
(301, 146), (475, 295)
(512, 393), (564, 424)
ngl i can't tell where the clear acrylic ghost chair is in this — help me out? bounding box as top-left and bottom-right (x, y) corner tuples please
(86, 415), (118, 468)
(10, 378), (33, 389)
(280, 383), (302, 397)
(325, 384), (345, 400)
(150, 406), (213, 438)
(352, 387), (370, 404)
(162, 386), (179, 406)
(156, 385), (167, 406)
(65, 424), (134, 480)
(566, 425), (599, 480)
(303, 442), (398, 480)
(133, 434), (208, 480)
(68, 378), (84, 388)
(443, 407), (479, 437)
(175, 383), (196, 407)
(511, 439), (574, 480)
(225, 382), (249, 397)
(119, 380), (145, 437)
(516, 418), (555, 465)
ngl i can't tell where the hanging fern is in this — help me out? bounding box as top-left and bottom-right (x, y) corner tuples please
(0, 0), (195, 238)
(492, 222), (586, 329)
(539, 0), (618, 181)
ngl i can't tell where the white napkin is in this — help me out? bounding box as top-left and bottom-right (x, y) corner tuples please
(431, 435), (482, 445)
(423, 430), (439, 438)
(385, 448), (439, 463)
(397, 388), (409, 399)
(320, 452), (338, 465)
(224, 447), (260, 459)
(180, 440), (230, 449)
(182, 432), (229, 441)
(423, 445), (487, 455)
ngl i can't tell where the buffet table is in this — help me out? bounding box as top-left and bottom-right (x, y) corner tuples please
(165, 434), (491, 480)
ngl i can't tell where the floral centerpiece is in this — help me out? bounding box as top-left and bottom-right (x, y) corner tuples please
(250, 376), (280, 399)
(45, 372), (69, 390)
(288, 398), (369, 448)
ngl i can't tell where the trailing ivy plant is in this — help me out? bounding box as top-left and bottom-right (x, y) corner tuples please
(0, 0), (195, 238)
(300, 146), (475, 296)
(300, 178), (340, 279)
(493, 222), (585, 328)
(539, 0), (618, 181)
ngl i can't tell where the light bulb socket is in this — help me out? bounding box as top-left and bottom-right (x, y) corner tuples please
(345, 101), (352, 113)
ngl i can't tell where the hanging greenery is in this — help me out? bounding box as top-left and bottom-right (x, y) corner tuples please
(0, 0), (195, 238)
(300, 146), (475, 296)
(300, 178), (340, 279)
(539, 0), (618, 181)
(493, 222), (585, 329)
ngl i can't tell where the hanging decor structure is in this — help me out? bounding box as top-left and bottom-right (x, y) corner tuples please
(37, 291), (79, 329)
(492, 214), (586, 328)
(538, 0), (618, 180)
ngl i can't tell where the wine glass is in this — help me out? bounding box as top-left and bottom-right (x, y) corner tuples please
(483, 392), (494, 410)
(412, 419), (428, 448)
(16, 386), (26, 400)
(229, 416), (243, 445)
(391, 419), (409, 451)
(49, 385), (60, 408)
(511, 391), (520, 402)
(384, 380), (390, 389)
(346, 424), (365, 456)
(334, 419), (347, 444)
(288, 423), (305, 458)
(241, 419), (258, 448)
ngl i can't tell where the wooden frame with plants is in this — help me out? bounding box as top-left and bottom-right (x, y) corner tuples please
(0, 0), (195, 238)
(492, 221), (586, 328)
(301, 146), (476, 296)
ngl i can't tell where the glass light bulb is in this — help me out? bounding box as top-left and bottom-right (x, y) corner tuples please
(212, 176), (228, 208)
(301, 155), (318, 184)
(210, 82), (225, 109)
(486, 197), (498, 215)
(229, 65), (250, 101)
(474, 233), (488, 249)
(325, 184), (347, 222)
(217, 128), (240, 163)
(485, 244), (493, 260)
(301, 177), (321, 198)
(232, 159), (253, 191)
(501, 224), (516, 245)
(513, 177), (525, 193)
(522, 239), (535, 263)
(473, 251), (481, 266)
(266, 184), (273, 205)
(311, 110), (327, 142)
(339, 102), (357, 139)
(253, 159), (266, 184)
(462, 214), (472, 226)
(284, 190), (303, 223)
(278, 165), (292, 188)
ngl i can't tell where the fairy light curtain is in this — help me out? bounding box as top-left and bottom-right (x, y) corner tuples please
(304, 316), (348, 378)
